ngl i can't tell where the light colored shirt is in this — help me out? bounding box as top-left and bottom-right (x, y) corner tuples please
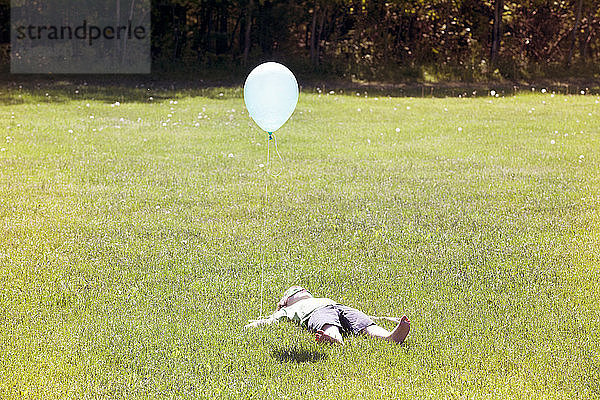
(271, 297), (338, 326)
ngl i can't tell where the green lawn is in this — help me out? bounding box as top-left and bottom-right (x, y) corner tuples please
(1, 82), (599, 399)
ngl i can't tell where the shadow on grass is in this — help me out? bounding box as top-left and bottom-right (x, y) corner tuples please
(271, 346), (328, 363)
(0, 75), (244, 106)
(2, 73), (600, 107)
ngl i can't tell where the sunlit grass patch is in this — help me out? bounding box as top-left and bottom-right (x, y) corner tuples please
(1, 84), (599, 398)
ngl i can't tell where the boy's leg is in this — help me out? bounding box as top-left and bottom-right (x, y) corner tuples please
(308, 306), (344, 345)
(315, 324), (343, 344)
(361, 315), (410, 344)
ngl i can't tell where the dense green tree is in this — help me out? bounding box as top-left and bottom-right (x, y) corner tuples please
(2, 0), (599, 79)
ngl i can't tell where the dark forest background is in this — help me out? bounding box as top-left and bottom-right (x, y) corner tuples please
(1, 0), (599, 82)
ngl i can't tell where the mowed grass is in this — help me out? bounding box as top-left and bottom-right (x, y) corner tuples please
(0, 82), (599, 399)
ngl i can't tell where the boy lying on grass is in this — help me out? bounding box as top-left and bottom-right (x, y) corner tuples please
(244, 286), (410, 345)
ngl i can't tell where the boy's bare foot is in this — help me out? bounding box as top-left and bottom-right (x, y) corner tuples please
(387, 315), (410, 344)
(315, 330), (344, 345)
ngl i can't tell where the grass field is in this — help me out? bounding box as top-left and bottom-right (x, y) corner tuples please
(1, 82), (599, 399)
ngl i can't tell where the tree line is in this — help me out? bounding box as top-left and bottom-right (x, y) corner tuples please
(150, 0), (600, 80)
(2, 0), (599, 80)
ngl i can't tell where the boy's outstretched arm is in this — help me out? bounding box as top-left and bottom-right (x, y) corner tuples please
(244, 315), (279, 329)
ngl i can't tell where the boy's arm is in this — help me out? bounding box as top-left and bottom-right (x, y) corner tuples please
(244, 309), (286, 329)
(244, 316), (277, 329)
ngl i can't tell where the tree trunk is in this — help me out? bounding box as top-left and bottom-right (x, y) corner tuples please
(116, 0), (121, 64)
(310, 5), (318, 65)
(581, 11), (593, 60)
(216, 5), (228, 54)
(228, 11), (242, 52)
(243, 0), (253, 65)
(315, 7), (327, 66)
(490, 0), (503, 66)
(122, 0), (136, 64)
(566, 0), (584, 66)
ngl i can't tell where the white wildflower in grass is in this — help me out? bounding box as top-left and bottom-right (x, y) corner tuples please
(551, 139), (556, 144)
(580, 90), (585, 95)
(0, 148), (5, 152)
(329, 90), (335, 95)
(491, 90), (496, 96)
(89, 115), (94, 119)
(357, 108), (361, 112)
(406, 106), (411, 110)
(541, 88), (547, 93)
(228, 153), (234, 158)
(174, 101), (178, 104)
(259, 163), (264, 168)
(579, 155), (585, 159)
(86, 103), (90, 107)
(149, 97), (154, 101)
(395, 128), (400, 132)
(458, 127), (463, 132)
(68, 129), (73, 133)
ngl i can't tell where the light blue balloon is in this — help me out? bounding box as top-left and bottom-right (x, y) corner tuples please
(244, 62), (299, 133)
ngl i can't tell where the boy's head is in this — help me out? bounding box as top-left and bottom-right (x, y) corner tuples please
(276, 286), (312, 310)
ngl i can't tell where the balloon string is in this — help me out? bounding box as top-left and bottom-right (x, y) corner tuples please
(259, 132), (272, 318)
(259, 131), (285, 317)
(267, 133), (284, 177)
